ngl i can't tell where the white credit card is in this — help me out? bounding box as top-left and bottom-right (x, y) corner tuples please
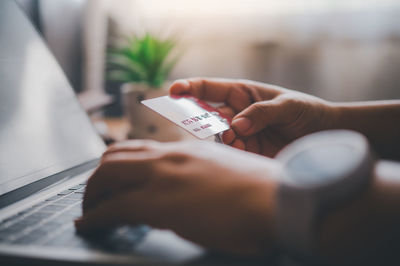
(141, 95), (231, 139)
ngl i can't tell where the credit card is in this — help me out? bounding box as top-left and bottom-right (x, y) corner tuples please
(141, 95), (231, 139)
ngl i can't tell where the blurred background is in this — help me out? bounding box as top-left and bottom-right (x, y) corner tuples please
(16, 0), (400, 141)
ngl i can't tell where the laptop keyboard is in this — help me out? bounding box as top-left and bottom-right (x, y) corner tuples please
(0, 184), (149, 253)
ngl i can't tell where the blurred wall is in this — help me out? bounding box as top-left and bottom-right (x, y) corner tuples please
(104, 0), (400, 101)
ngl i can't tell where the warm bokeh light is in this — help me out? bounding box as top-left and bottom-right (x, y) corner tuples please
(96, 0), (400, 102)
(114, 0), (400, 18)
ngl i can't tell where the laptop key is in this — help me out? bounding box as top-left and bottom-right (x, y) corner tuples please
(50, 215), (74, 226)
(24, 212), (50, 221)
(0, 213), (21, 225)
(12, 234), (43, 245)
(0, 232), (10, 241)
(28, 228), (52, 237)
(74, 188), (86, 194)
(65, 193), (83, 200)
(58, 211), (81, 220)
(0, 229), (16, 241)
(68, 184), (85, 191)
(0, 227), (22, 242)
(10, 218), (38, 228)
(41, 220), (63, 230)
(57, 190), (73, 196)
(55, 198), (80, 205)
(40, 204), (65, 213)
(31, 202), (48, 209)
(45, 195), (61, 201)
(43, 226), (77, 247)
(3, 222), (28, 233)
(17, 207), (36, 216)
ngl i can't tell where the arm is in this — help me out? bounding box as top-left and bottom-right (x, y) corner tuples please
(75, 140), (281, 255)
(170, 79), (400, 159)
(75, 140), (400, 264)
(319, 160), (400, 264)
(332, 101), (400, 160)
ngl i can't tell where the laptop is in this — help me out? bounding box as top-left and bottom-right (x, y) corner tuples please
(0, 1), (217, 265)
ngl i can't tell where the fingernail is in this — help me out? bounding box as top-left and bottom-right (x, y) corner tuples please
(171, 79), (190, 94)
(222, 129), (236, 144)
(176, 79), (190, 86)
(231, 117), (252, 135)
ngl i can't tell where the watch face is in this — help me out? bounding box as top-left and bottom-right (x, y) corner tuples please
(286, 143), (361, 187)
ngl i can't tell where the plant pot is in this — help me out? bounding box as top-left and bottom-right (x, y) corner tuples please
(121, 82), (188, 141)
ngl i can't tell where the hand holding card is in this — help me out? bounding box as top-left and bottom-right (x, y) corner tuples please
(141, 95), (231, 139)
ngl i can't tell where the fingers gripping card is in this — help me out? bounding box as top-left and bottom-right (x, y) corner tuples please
(141, 95), (231, 139)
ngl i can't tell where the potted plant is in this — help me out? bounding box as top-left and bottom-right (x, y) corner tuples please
(107, 33), (184, 141)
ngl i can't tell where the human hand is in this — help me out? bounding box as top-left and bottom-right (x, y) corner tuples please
(75, 140), (282, 255)
(170, 78), (335, 157)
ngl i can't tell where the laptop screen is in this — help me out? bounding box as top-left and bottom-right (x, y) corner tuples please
(0, 0), (106, 196)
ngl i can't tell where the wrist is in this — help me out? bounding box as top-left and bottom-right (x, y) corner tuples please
(325, 101), (400, 160)
(324, 101), (347, 130)
(324, 101), (369, 131)
(316, 172), (374, 261)
(275, 130), (373, 262)
(317, 160), (400, 262)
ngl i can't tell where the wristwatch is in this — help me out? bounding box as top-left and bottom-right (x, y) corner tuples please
(275, 130), (374, 257)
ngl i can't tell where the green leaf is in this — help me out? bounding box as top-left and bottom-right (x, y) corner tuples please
(107, 53), (147, 81)
(107, 70), (140, 83)
(106, 32), (181, 88)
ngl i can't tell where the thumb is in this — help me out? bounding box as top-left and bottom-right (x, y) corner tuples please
(75, 195), (127, 234)
(231, 99), (287, 137)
